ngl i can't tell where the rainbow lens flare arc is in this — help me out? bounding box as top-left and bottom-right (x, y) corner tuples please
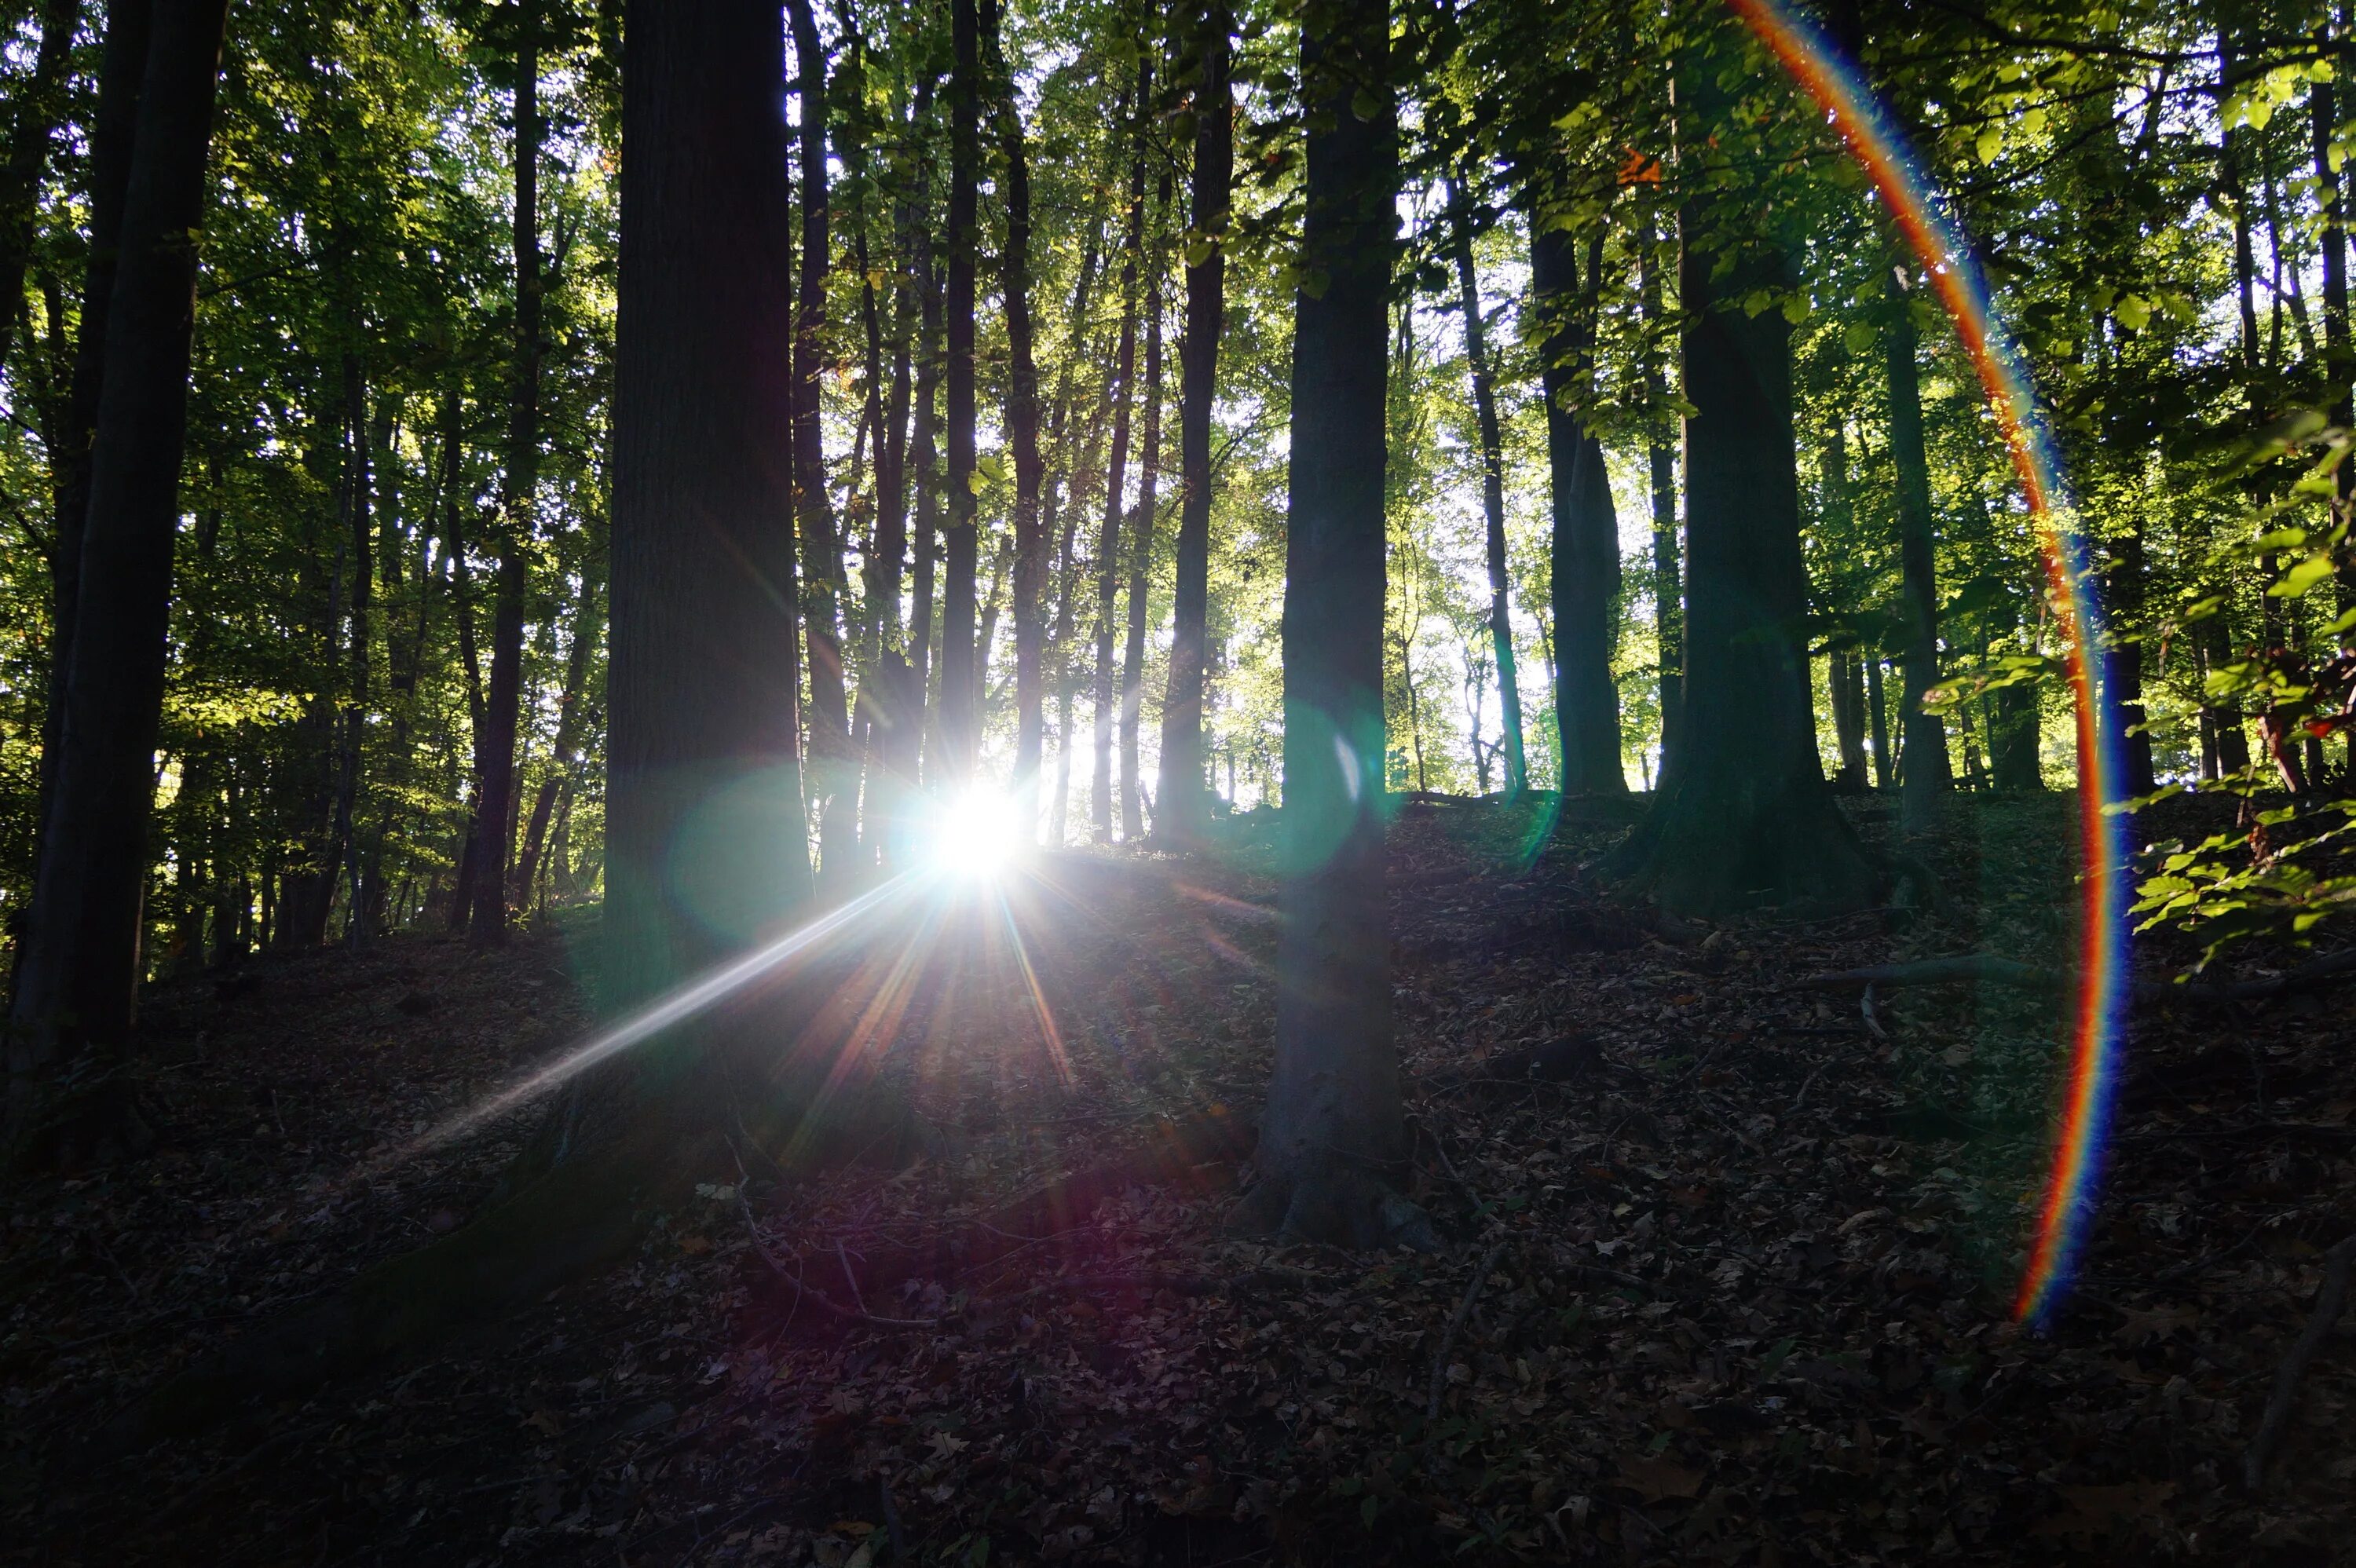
(1727, 0), (2132, 1324)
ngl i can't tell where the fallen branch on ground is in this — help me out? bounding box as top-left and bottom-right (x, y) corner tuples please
(2244, 1234), (2355, 1490)
(1428, 1242), (1507, 1421)
(1791, 948), (2356, 1004)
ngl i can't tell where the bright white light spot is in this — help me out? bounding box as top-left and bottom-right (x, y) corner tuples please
(925, 786), (1029, 879)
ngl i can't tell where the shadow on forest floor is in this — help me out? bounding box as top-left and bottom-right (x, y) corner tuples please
(5, 791), (2354, 1565)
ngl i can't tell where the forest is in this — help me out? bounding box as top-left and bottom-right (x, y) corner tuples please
(3, 0), (2355, 1560)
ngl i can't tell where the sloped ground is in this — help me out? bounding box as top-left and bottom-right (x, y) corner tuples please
(5, 793), (2353, 1566)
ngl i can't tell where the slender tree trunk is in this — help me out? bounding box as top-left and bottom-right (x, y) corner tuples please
(1608, 15), (1872, 915)
(938, 0), (982, 784)
(1886, 290), (1949, 835)
(2318, 57), (2355, 780)
(1155, 0), (1231, 847)
(1637, 204), (1683, 780)
(471, 5), (543, 946)
(7, 0), (231, 1160)
(1092, 68), (1150, 837)
(516, 573), (601, 910)
(1529, 221), (1622, 795)
(0, 0), (82, 384)
(1820, 418), (1868, 791)
(1867, 655), (1892, 791)
(910, 224), (942, 784)
(985, 0), (1045, 826)
(1447, 178), (1527, 797)
(785, 0), (858, 879)
(1246, 0), (1425, 1249)
(1119, 175), (1169, 841)
(337, 353), (374, 945)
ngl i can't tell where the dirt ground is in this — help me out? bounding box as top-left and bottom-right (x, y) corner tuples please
(5, 794), (2353, 1565)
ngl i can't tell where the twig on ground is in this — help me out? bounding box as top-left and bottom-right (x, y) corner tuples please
(1791, 1060), (1831, 1113)
(1792, 947), (2356, 1004)
(1860, 984), (1888, 1042)
(2244, 1233), (2355, 1490)
(726, 1138), (937, 1330)
(1428, 1241), (1507, 1421)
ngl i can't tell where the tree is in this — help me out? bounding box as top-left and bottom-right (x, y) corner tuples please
(984, 0), (1045, 826)
(786, 0), (858, 882)
(6, 0), (233, 1160)
(1119, 174), (1169, 842)
(938, 0), (982, 784)
(470, 0), (547, 945)
(1092, 71), (1149, 839)
(0, 0), (82, 386)
(1608, 11), (1874, 916)
(1529, 219), (1622, 795)
(1155, 0), (1231, 847)
(1242, 0), (1429, 1249)
(1446, 176), (1527, 796)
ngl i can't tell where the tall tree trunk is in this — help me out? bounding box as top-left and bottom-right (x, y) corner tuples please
(1608, 15), (1872, 915)
(1447, 177), (1527, 798)
(1886, 288), (1950, 835)
(1246, 0), (1425, 1249)
(0, 0), (82, 384)
(35, 0), (152, 844)
(1092, 67), (1150, 838)
(1119, 175), (1169, 842)
(938, 0), (982, 784)
(6, 0), (231, 1161)
(910, 234), (942, 784)
(516, 572), (601, 912)
(2318, 53), (2355, 780)
(985, 0), (1044, 828)
(1821, 418), (1868, 791)
(1636, 203), (1683, 780)
(337, 352), (375, 945)
(1155, 0), (1231, 847)
(1529, 221), (1622, 795)
(471, 4), (543, 946)
(1867, 655), (1891, 791)
(785, 0), (857, 882)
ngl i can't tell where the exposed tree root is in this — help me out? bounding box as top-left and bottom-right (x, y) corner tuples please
(1226, 1154), (1440, 1252)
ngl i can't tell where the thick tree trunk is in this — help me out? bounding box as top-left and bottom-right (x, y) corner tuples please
(1119, 177), (1169, 842)
(1245, 0), (1427, 1250)
(6, 0), (231, 1163)
(1886, 291), (1950, 836)
(986, 0), (1044, 827)
(786, 0), (858, 883)
(1608, 19), (1874, 916)
(938, 0), (982, 784)
(1447, 179), (1527, 798)
(0, 0), (82, 384)
(471, 6), (543, 946)
(35, 0), (152, 841)
(1529, 222), (1622, 795)
(1155, 0), (1231, 848)
(1092, 71), (1149, 839)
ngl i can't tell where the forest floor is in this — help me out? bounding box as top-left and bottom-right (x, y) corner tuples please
(5, 792), (2355, 1566)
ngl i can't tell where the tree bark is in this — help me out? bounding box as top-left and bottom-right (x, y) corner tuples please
(6, 0), (231, 1162)
(35, 0), (152, 843)
(470, 3), (543, 946)
(516, 572), (601, 911)
(1636, 203), (1683, 781)
(785, 0), (858, 883)
(1607, 15), (1874, 916)
(1246, 0), (1427, 1250)
(1119, 175), (1169, 842)
(1886, 289), (1950, 835)
(938, 0), (982, 785)
(985, 0), (1044, 829)
(1093, 68), (1150, 838)
(1529, 221), (1622, 795)
(1155, 0), (1231, 847)
(1447, 177), (1527, 798)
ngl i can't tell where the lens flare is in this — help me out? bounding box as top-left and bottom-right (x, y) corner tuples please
(924, 785), (1032, 879)
(1728, 0), (2132, 1325)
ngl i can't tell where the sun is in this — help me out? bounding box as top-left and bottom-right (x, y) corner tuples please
(923, 785), (1030, 879)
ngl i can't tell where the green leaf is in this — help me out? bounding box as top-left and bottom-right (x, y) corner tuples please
(2113, 294), (2150, 331)
(2268, 554), (2337, 598)
(1975, 126), (2003, 166)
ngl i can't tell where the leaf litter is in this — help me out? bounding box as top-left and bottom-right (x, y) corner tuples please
(5, 792), (2353, 1565)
